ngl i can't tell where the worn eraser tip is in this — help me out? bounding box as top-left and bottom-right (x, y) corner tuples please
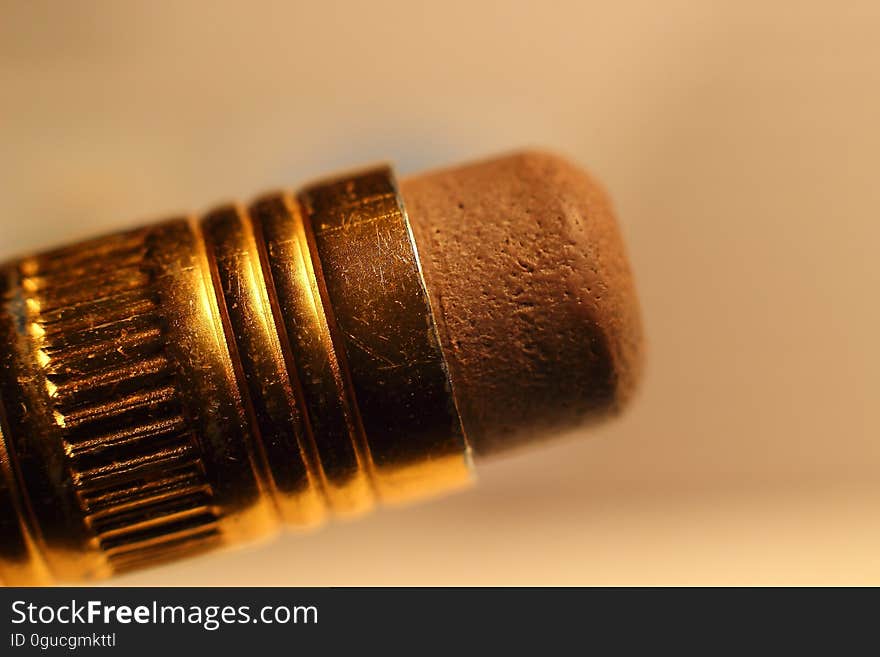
(402, 150), (644, 458)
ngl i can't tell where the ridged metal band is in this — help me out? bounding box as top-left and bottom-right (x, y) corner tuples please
(0, 166), (471, 584)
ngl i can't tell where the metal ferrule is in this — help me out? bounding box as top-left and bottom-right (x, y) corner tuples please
(0, 166), (472, 584)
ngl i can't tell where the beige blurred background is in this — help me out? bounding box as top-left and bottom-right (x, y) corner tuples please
(1, 1), (878, 585)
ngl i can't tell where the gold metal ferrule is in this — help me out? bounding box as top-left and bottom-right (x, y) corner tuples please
(0, 166), (472, 585)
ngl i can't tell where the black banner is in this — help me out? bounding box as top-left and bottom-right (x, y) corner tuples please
(0, 587), (871, 654)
